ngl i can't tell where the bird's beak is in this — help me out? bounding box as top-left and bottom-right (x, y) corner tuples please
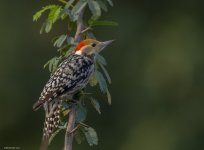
(97, 40), (114, 52)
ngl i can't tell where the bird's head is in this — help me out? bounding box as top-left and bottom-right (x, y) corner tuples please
(75, 39), (113, 57)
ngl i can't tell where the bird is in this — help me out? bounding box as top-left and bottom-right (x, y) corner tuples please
(32, 39), (113, 148)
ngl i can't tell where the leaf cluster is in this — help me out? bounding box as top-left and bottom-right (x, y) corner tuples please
(33, 0), (117, 147)
(33, 0), (118, 34)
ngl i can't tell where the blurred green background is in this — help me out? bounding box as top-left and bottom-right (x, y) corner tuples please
(1, 0), (204, 150)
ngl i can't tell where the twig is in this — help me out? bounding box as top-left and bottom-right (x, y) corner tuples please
(81, 27), (92, 34)
(58, 0), (67, 4)
(64, 7), (86, 150)
(69, 124), (80, 133)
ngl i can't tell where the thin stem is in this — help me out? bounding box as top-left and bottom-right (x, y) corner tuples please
(59, 0), (67, 4)
(81, 27), (92, 34)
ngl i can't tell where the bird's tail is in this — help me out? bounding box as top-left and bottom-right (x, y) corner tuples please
(40, 101), (62, 150)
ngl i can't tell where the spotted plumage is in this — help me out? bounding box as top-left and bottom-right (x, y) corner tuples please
(33, 39), (113, 148)
(33, 54), (94, 139)
(33, 54), (94, 111)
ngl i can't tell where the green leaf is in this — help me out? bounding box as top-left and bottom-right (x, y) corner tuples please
(88, 0), (101, 18)
(33, 5), (58, 21)
(44, 57), (54, 71)
(43, 58), (51, 69)
(48, 6), (62, 23)
(40, 22), (46, 34)
(91, 20), (118, 27)
(83, 127), (98, 146)
(67, 36), (75, 45)
(57, 44), (70, 53)
(98, 63), (111, 84)
(89, 72), (98, 87)
(33, 11), (43, 22)
(64, 46), (75, 57)
(65, 0), (75, 9)
(74, 127), (85, 144)
(45, 20), (52, 33)
(90, 98), (101, 114)
(48, 58), (53, 72)
(106, 0), (113, 6)
(34, 5), (61, 33)
(72, 0), (87, 14)
(95, 70), (107, 93)
(71, 0), (87, 21)
(96, 54), (107, 66)
(67, 20), (75, 32)
(96, 0), (108, 12)
(59, 10), (68, 20)
(75, 103), (87, 123)
(54, 34), (67, 48)
(59, 7), (70, 18)
(67, 9), (76, 21)
(53, 57), (60, 72)
(44, 57), (60, 72)
(106, 89), (111, 105)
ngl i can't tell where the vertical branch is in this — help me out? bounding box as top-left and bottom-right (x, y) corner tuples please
(64, 107), (76, 150)
(64, 7), (85, 150)
(74, 7), (85, 42)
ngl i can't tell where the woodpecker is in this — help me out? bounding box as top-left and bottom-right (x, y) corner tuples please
(33, 39), (113, 145)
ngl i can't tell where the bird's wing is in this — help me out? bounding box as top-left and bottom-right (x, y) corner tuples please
(33, 54), (94, 110)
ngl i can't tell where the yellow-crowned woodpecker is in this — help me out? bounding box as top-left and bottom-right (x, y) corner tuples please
(33, 39), (113, 143)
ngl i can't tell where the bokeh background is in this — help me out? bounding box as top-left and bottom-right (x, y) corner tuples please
(1, 0), (204, 150)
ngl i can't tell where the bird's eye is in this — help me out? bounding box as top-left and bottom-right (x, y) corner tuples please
(91, 43), (96, 47)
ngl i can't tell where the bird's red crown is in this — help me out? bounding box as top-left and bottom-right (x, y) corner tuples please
(75, 39), (97, 51)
